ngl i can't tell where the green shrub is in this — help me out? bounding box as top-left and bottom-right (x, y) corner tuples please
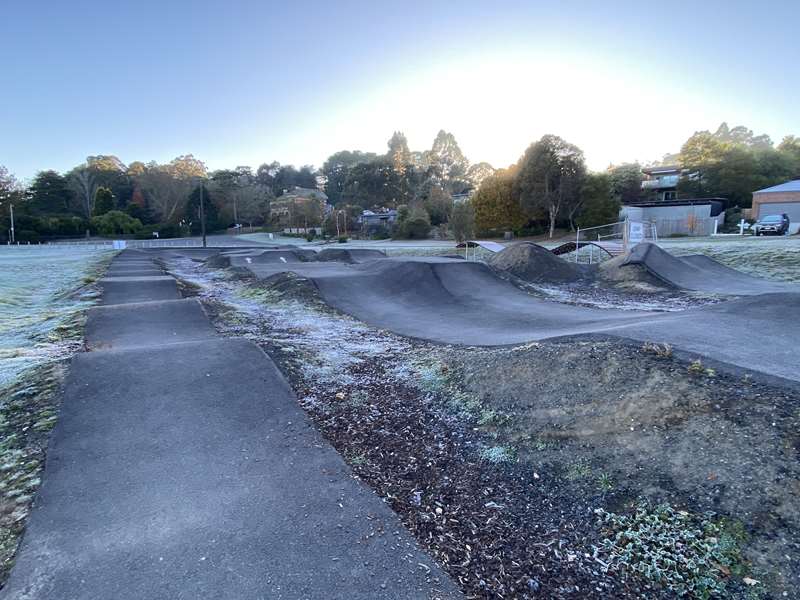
(370, 230), (391, 240)
(395, 215), (431, 239)
(15, 230), (41, 243)
(90, 211), (142, 236)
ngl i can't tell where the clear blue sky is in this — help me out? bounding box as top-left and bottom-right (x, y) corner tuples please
(1, 0), (798, 180)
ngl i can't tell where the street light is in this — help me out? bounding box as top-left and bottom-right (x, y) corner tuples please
(191, 177), (207, 248)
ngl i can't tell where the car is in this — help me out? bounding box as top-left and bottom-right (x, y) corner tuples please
(754, 213), (790, 236)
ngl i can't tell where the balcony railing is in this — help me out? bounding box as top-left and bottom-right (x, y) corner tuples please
(641, 175), (680, 189)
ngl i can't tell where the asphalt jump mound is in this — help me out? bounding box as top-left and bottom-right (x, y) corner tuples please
(488, 242), (585, 283)
(202, 247), (383, 267)
(601, 242), (799, 295)
(316, 248), (387, 263)
(249, 248), (318, 263)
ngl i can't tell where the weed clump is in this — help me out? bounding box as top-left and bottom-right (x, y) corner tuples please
(688, 359), (716, 377)
(479, 445), (516, 464)
(642, 342), (673, 358)
(594, 501), (749, 598)
(566, 460), (592, 480)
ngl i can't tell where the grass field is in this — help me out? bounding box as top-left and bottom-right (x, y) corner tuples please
(0, 247), (113, 386)
(659, 236), (800, 282)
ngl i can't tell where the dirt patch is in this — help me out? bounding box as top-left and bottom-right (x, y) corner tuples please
(442, 341), (799, 596)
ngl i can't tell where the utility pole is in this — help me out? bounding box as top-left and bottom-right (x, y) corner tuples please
(199, 184), (207, 248)
(1, 199), (14, 244)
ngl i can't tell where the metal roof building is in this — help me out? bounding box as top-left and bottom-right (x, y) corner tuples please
(752, 179), (800, 233)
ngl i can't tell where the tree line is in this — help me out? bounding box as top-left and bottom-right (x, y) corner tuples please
(471, 123), (800, 239)
(0, 155), (319, 242)
(1, 122), (797, 243)
(320, 130), (494, 240)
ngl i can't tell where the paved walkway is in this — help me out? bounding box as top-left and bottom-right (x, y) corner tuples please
(2, 251), (459, 599)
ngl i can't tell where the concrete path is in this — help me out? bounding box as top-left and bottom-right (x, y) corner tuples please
(2, 251), (459, 599)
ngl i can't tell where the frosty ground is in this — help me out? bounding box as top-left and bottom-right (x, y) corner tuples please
(0, 248), (112, 583)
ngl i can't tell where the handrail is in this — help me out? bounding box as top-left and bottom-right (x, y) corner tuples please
(575, 221), (625, 232)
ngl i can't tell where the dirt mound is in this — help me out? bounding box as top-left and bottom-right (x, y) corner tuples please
(488, 242), (583, 283)
(316, 248), (386, 263)
(597, 253), (670, 292)
(253, 271), (323, 305)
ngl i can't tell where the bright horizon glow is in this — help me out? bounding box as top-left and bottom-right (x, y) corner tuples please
(1, 0), (798, 180)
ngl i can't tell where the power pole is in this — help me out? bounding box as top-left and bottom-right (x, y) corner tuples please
(9, 203), (14, 244)
(199, 184), (207, 248)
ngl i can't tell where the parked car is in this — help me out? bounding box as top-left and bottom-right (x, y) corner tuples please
(754, 214), (790, 236)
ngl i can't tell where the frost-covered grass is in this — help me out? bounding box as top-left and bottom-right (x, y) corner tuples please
(478, 445), (516, 464)
(0, 247), (110, 584)
(661, 236), (800, 282)
(0, 247), (113, 386)
(165, 258), (407, 389)
(0, 362), (66, 583)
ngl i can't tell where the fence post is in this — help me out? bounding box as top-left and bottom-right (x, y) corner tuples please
(622, 218), (629, 252)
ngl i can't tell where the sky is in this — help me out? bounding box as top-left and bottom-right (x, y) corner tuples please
(2, 0), (799, 180)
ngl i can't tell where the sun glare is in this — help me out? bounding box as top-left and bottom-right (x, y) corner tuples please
(315, 48), (725, 170)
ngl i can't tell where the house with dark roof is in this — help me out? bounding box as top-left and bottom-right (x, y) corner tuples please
(358, 209), (398, 232)
(270, 187), (329, 220)
(641, 165), (682, 202)
(751, 180), (800, 234)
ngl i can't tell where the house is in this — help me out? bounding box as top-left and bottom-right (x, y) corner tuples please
(270, 187), (328, 219)
(641, 165), (681, 202)
(452, 190), (475, 204)
(277, 186), (328, 207)
(751, 180), (800, 234)
(358, 209), (398, 232)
